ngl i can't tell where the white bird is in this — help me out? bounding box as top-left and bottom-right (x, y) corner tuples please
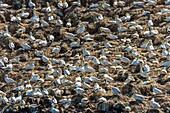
(4, 75), (16, 84)
(98, 97), (107, 103)
(124, 45), (133, 52)
(25, 81), (32, 89)
(90, 76), (99, 82)
(132, 49), (138, 58)
(118, 26), (128, 32)
(111, 86), (121, 94)
(2, 56), (8, 63)
(153, 87), (163, 94)
(16, 25), (26, 34)
(133, 93), (144, 101)
(151, 29), (158, 35)
(92, 57), (100, 65)
(49, 97), (57, 104)
(148, 52), (156, 58)
(50, 105), (59, 113)
(45, 73), (54, 81)
(42, 88), (49, 95)
(115, 15), (122, 23)
(8, 40), (15, 50)
(52, 46), (61, 54)
(142, 11), (150, 16)
(35, 50), (43, 57)
(63, 69), (70, 75)
(38, 40), (48, 47)
(0, 95), (8, 104)
(107, 34), (118, 39)
(28, 0), (35, 7)
(32, 88), (43, 96)
(75, 87), (84, 95)
(83, 64), (95, 72)
(99, 67), (109, 73)
(143, 30), (151, 36)
(83, 33), (93, 41)
(2, 26), (11, 38)
(131, 57), (140, 66)
(24, 63), (34, 70)
(66, 19), (72, 27)
(100, 59), (111, 66)
(72, 1), (81, 6)
(30, 10), (39, 22)
(30, 73), (40, 82)
(82, 81), (91, 89)
(13, 85), (24, 91)
(48, 14), (54, 21)
(83, 76), (92, 83)
(10, 14), (21, 22)
(132, 32), (139, 38)
(47, 35), (54, 42)
(70, 40), (80, 47)
(59, 98), (71, 104)
(162, 49), (168, 56)
(148, 19), (153, 27)
(15, 92), (22, 102)
(150, 98), (161, 108)
(63, 0), (69, 8)
(98, 14), (103, 20)
(2, 63), (13, 70)
(116, 55), (131, 63)
(100, 27), (111, 33)
(165, 16), (170, 22)
(56, 17), (63, 26)
(147, 0), (157, 6)
(29, 32), (35, 42)
(161, 60), (170, 67)
(82, 48), (90, 56)
(134, 1), (145, 6)
(45, 2), (51, 13)
(101, 49), (111, 56)
(74, 81), (82, 88)
(94, 83), (100, 91)
(81, 97), (88, 106)
(9, 93), (16, 103)
(104, 41), (112, 48)
(40, 17), (49, 27)
(84, 56), (94, 60)
(146, 40), (154, 50)
(143, 63), (150, 72)
(75, 76), (82, 82)
(0, 1), (9, 8)
(89, 3), (99, 8)
(102, 2), (110, 8)
(42, 55), (49, 63)
(26, 88), (35, 96)
(104, 74), (113, 82)
(21, 42), (31, 50)
(76, 24), (85, 34)
(161, 67), (167, 74)
(20, 8), (29, 18)
(57, 1), (63, 9)
(64, 32), (76, 39)
(139, 63), (149, 78)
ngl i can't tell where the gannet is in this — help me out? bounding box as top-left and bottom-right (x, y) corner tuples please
(28, 0), (35, 7)
(4, 75), (16, 84)
(150, 98), (161, 108)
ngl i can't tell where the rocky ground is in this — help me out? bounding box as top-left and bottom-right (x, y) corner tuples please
(0, 0), (170, 113)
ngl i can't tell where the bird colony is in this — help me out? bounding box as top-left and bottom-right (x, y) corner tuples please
(0, 0), (170, 112)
